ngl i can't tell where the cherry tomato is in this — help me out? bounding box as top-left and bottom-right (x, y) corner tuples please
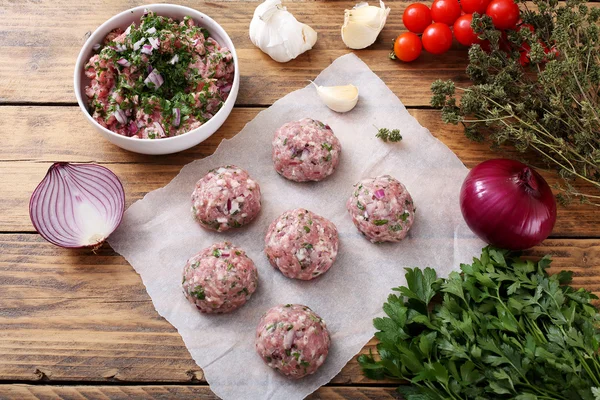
(537, 41), (559, 62)
(453, 14), (481, 46)
(486, 0), (520, 30)
(431, 0), (462, 25)
(459, 0), (490, 15)
(519, 42), (531, 66)
(479, 40), (491, 52)
(403, 3), (433, 34)
(422, 23), (453, 54)
(393, 32), (423, 62)
(546, 45), (560, 59)
(499, 30), (511, 53)
(518, 23), (535, 34)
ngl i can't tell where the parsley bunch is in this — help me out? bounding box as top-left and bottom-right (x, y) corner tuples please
(430, 0), (600, 205)
(359, 247), (600, 399)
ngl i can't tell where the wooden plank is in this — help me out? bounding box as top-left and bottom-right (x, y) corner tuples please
(0, 106), (598, 235)
(0, 234), (597, 384)
(0, 105), (570, 166)
(0, 0), (472, 106)
(0, 385), (402, 400)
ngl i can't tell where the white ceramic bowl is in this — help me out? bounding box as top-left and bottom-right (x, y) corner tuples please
(74, 4), (239, 155)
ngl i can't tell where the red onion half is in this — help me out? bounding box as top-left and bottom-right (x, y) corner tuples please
(460, 159), (557, 250)
(29, 163), (125, 249)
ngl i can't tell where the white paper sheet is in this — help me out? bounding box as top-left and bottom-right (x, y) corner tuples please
(108, 53), (483, 400)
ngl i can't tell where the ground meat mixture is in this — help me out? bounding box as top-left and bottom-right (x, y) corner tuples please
(191, 165), (261, 232)
(265, 208), (338, 280)
(84, 10), (234, 138)
(255, 304), (330, 379)
(346, 175), (416, 243)
(272, 118), (342, 182)
(182, 242), (258, 314)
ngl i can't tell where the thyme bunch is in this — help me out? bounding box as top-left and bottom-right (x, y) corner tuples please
(431, 0), (600, 205)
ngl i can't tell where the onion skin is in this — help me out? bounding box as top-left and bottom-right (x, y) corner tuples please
(460, 159), (557, 250)
(29, 162), (125, 249)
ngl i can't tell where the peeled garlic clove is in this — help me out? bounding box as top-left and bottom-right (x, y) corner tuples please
(312, 82), (359, 113)
(249, 0), (318, 63)
(342, 1), (390, 50)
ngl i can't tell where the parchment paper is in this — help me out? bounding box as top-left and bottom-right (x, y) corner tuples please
(108, 54), (484, 400)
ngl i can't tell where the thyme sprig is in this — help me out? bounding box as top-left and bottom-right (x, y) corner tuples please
(375, 126), (403, 142)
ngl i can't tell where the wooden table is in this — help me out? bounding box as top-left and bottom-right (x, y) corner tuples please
(1, 1), (598, 398)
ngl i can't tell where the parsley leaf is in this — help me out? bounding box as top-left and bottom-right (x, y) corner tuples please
(190, 285), (205, 300)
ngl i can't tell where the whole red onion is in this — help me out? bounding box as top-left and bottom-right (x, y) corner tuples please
(460, 159), (557, 250)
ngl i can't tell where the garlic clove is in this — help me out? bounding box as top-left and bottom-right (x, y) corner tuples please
(341, 1), (390, 50)
(250, 0), (318, 63)
(311, 82), (359, 113)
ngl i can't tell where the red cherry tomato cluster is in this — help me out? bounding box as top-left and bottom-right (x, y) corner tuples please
(394, 0), (523, 62)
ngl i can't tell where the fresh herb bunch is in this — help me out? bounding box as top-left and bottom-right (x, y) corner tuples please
(376, 127), (403, 142)
(430, 0), (600, 205)
(359, 247), (600, 399)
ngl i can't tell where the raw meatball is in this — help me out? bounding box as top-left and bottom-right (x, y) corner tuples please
(191, 165), (261, 232)
(182, 242), (258, 314)
(272, 118), (342, 182)
(265, 208), (338, 280)
(255, 304), (330, 379)
(346, 175), (416, 243)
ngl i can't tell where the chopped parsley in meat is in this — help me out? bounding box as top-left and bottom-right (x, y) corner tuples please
(84, 10), (234, 139)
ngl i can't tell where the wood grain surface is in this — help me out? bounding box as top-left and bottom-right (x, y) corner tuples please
(0, 385), (402, 400)
(1, 0), (600, 398)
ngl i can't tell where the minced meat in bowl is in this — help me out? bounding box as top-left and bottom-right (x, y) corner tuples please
(83, 9), (234, 139)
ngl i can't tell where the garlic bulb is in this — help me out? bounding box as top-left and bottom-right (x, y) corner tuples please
(341, 1), (391, 50)
(249, 0), (318, 63)
(311, 82), (359, 113)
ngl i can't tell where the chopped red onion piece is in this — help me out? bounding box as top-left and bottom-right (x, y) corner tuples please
(374, 189), (385, 199)
(220, 83), (232, 93)
(141, 44), (153, 55)
(143, 8), (150, 16)
(115, 43), (127, 52)
(144, 69), (164, 89)
(128, 121), (139, 136)
(148, 37), (160, 50)
(113, 108), (127, 124)
(116, 58), (131, 67)
(146, 27), (157, 34)
(173, 108), (181, 127)
(153, 122), (166, 138)
(300, 149), (310, 161)
(29, 163), (125, 249)
(168, 54), (179, 64)
(125, 24), (133, 35)
(92, 43), (101, 51)
(133, 38), (146, 51)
